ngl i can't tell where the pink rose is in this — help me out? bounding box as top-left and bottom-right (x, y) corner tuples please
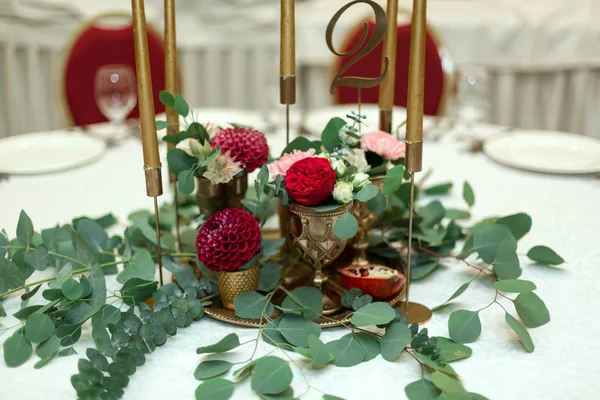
(360, 131), (406, 160)
(268, 148), (316, 180)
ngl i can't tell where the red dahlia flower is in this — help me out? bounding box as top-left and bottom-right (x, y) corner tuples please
(196, 208), (261, 272)
(211, 127), (269, 173)
(285, 157), (336, 206)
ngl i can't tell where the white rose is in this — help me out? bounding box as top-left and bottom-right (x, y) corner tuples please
(344, 149), (370, 174)
(333, 181), (354, 204)
(331, 159), (347, 177)
(350, 173), (371, 190)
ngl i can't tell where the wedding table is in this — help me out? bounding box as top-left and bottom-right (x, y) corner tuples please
(1, 108), (599, 399)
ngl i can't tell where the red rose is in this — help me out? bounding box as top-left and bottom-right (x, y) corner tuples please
(211, 127), (269, 173)
(285, 157), (335, 206)
(196, 208), (261, 272)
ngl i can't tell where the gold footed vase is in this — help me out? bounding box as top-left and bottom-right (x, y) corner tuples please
(351, 175), (386, 266)
(288, 201), (356, 315)
(196, 173), (248, 216)
(216, 264), (260, 310)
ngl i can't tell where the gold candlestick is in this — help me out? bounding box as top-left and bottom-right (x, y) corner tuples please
(132, 0), (165, 286)
(378, 0), (399, 133)
(398, 0), (431, 324)
(280, 0), (296, 146)
(164, 0), (181, 250)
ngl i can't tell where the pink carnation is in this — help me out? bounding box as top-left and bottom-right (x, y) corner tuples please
(268, 148), (316, 180)
(360, 131), (406, 160)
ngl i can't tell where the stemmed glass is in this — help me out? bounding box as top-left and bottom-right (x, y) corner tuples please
(454, 65), (491, 129)
(94, 64), (138, 143)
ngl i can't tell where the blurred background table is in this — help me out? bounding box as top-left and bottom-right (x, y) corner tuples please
(1, 0), (600, 138)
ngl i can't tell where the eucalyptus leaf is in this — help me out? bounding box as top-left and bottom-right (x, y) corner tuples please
(241, 199), (267, 215)
(356, 184), (379, 202)
(117, 249), (156, 284)
(382, 165), (405, 196)
(494, 279), (536, 293)
(178, 170), (196, 194)
(326, 334), (366, 368)
(25, 313), (55, 343)
(496, 213), (532, 241)
(505, 312), (534, 352)
(194, 360), (233, 380)
(61, 278), (84, 300)
(420, 201), (446, 227)
(351, 294), (372, 311)
(433, 337), (473, 362)
(445, 209), (471, 220)
(195, 378), (235, 400)
(526, 246), (565, 265)
(350, 302), (396, 327)
(424, 182), (453, 195)
(308, 334), (331, 367)
(262, 318), (293, 349)
(0, 258), (25, 293)
(196, 333), (241, 354)
(432, 282), (470, 312)
(405, 379), (441, 400)
(131, 216), (169, 249)
(281, 286), (323, 320)
(121, 279), (158, 306)
(278, 314), (321, 347)
(333, 212), (359, 240)
(323, 395), (345, 400)
(352, 332), (380, 362)
(16, 210), (34, 249)
(513, 292), (550, 328)
(251, 356), (293, 395)
(280, 137), (322, 156)
(341, 288), (362, 309)
(367, 191), (387, 215)
(321, 117), (346, 153)
(462, 181), (475, 207)
(412, 352), (458, 377)
(258, 261), (282, 292)
(380, 323), (411, 361)
(493, 244), (522, 280)
(24, 247), (49, 272)
(473, 225), (517, 264)
(430, 371), (467, 393)
(0, 230), (8, 258)
(234, 291), (274, 319)
(36, 335), (61, 359)
(174, 94), (189, 117)
(3, 333), (32, 367)
(76, 219), (108, 252)
(159, 90), (175, 107)
(448, 310), (481, 343)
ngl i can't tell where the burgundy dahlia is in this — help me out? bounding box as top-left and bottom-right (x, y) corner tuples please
(211, 127), (269, 173)
(196, 208), (261, 272)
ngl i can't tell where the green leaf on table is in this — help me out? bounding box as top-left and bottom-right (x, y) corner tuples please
(61, 278), (84, 300)
(48, 263), (72, 289)
(382, 165), (405, 196)
(351, 294), (373, 310)
(448, 310), (481, 343)
(194, 360), (233, 380)
(0, 258), (25, 293)
(281, 286), (323, 320)
(92, 304), (121, 327)
(34, 354), (55, 369)
(261, 318), (292, 349)
(412, 352), (458, 377)
(419, 201), (446, 227)
(0, 230), (8, 258)
(380, 322), (411, 361)
(131, 215), (169, 249)
(326, 334), (367, 368)
(234, 291), (274, 319)
(163, 258), (198, 289)
(25, 247), (49, 272)
(341, 288), (362, 309)
(356, 184), (379, 202)
(430, 371), (467, 393)
(3, 333), (32, 367)
(17, 210), (34, 248)
(196, 333), (241, 354)
(432, 282), (470, 312)
(0, 302), (6, 317)
(496, 213), (532, 241)
(36, 335), (61, 359)
(321, 117), (346, 153)
(513, 292), (550, 328)
(195, 378), (235, 400)
(433, 337), (472, 362)
(258, 261), (282, 292)
(280, 137), (322, 156)
(178, 170), (196, 194)
(352, 332), (380, 362)
(258, 388), (295, 400)
(121, 279), (158, 306)
(76, 219), (108, 252)
(174, 94), (189, 117)
(493, 244), (522, 280)
(308, 334), (332, 367)
(412, 260), (440, 281)
(251, 356), (293, 395)
(333, 212), (359, 240)
(473, 224), (517, 264)
(445, 209), (471, 220)
(117, 249), (155, 284)
(323, 395), (345, 400)
(424, 182), (453, 196)
(462, 181), (475, 207)
(494, 279), (536, 293)
(278, 314), (321, 347)
(526, 246), (565, 265)
(25, 313), (55, 344)
(505, 312), (534, 352)
(159, 90), (175, 107)
(405, 379), (441, 400)
(351, 302), (396, 327)
(367, 191), (387, 215)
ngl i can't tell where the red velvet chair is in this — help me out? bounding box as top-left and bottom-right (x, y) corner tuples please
(334, 20), (452, 116)
(62, 13), (166, 126)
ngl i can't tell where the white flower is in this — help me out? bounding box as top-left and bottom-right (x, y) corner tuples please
(344, 149), (370, 174)
(202, 152), (242, 184)
(315, 152), (331, 161)
(350, 173), (370, 190)
(333, 181), (354, 204)
(331, 159), (347, 177)
(177, 138), (211, 159)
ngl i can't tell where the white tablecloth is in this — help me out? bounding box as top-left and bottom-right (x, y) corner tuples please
(1, 110), (600, 399)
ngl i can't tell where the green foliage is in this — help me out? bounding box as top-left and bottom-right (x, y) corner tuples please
(493, 244), (522, 280)
(280, 137), (322, 156)
(380, 323), (411, 361)
(434, 337), (472, 362)
(473, 225), (517, 264)
(382, 165), (405, 196)
(0, 258), (25, 293)
(356, 184), (379, 202)
(505, 313), (534, 352)
(462, 181), (475, 207)
(194, 360), (233, 380)
(3, 333), (32, 367)
(424, 182), (453, 196)
(159, 90), (175, 107)
(281, 286), (323, 320)
(430, 371), (467, 393)
(25, 313), (55, 343)
(196, 333), (241, 354)
(326, 334), (366, 367)
(251, 356), (293, 395)
(448, 310), (481, 343)
(278, 314), (321, 347)
(321, 117), (347, 153)
(350, 302), (396, 327)
(405, 379), (441, 400)
(195, 378), (235, 400)
(367, 191), (387, 214)
(308, 334), (333, 367)
(526, 246), (565, 265)
(61, 278), (84, 300)
(234, 291), (274, 319)
(17, 210), (34, 249)
(432, 282), (470, 312)
(494, 279), (536, 293)
(174, 94), (189, 117)
(513, 292), (550, 328)
(496, 213), (532, 241)
(333, 212), (359, 239)
(116, 250), (155, 284)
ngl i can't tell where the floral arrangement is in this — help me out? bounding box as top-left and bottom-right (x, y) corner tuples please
(155, 92), (269, 193)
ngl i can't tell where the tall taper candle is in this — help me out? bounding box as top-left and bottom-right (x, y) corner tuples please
(280, 0), (296, 106)
(405, 0), (426, 173)
(132, 0), (163, 197)
(164, 0), (179, 157)
(378, 0), (399, 132)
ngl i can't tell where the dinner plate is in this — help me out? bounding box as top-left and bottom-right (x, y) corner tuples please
(304, 104), (408, 134)
(483, 130), (600, 174)
(0, 131), (106, 175)
(156, 107), (266, 133)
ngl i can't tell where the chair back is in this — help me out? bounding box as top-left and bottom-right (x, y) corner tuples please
(62, 13), (166, 126)
(333, 18), (452, 116)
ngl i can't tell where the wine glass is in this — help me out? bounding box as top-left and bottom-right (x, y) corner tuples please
(94, 64), (137, 142)
(454, 65), (491, 129)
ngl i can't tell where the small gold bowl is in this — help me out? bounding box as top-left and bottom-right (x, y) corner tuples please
(216, 264), (259, 310)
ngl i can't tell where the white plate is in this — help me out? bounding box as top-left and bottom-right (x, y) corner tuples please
(0, 131), (106, 175)
(483, 130), (600, 174)
(304, 104), (408, 134)
(156, 107), (266, 133)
